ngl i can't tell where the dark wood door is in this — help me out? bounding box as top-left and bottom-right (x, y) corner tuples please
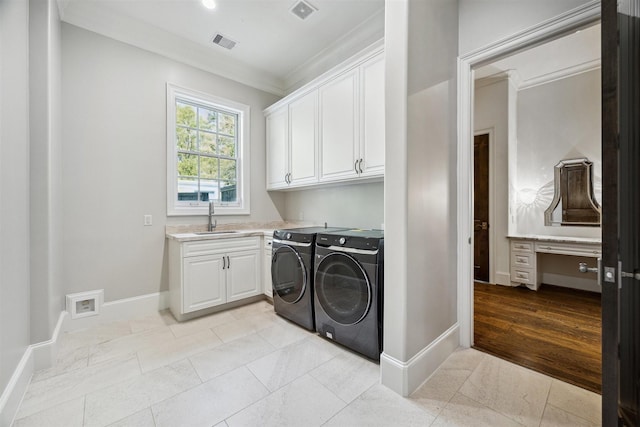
(602, 1), (640, 425)
(474, 134), (490, 282)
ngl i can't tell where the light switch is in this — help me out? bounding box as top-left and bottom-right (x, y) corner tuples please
(144, 215), (152, 226)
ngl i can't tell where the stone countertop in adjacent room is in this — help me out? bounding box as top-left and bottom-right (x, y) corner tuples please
(507, 234), (602, 244)
(165, 221), (311, 242)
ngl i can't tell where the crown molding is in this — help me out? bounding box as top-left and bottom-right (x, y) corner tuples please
(474, 70), (522, 89)
(59, 1), (286, 96)
(475, 58), (601, 92)
(283, 8), (385, 94)
(518, 58), (601, 90)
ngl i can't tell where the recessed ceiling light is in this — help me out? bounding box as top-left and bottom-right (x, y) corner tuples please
(202, 0), (216, 10)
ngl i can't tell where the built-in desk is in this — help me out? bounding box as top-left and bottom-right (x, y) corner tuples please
(508, 235), (602, 290)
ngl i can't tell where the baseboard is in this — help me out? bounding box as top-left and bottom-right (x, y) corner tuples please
(63, 291), (170, 332)
(0, 310), (69, 426)
(380, 323), (460, 396)
(32, 311), (66, 371)
(0, 347), (34, 427)
(495, 271), (511, 286)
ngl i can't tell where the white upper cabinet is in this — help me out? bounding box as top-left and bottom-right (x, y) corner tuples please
(319, 69), (359, 181)
(265, 90), (318, 190)
(266, 107), (289, 189)
(359, 53), (385, 177)
(289, 90), (318, 185)
(264, 44), (384, 191)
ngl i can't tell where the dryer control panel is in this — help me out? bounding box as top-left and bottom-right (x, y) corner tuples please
(316, 229), (384, 251)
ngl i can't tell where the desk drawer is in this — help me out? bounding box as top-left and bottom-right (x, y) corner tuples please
(512, 253), (534, 268)
(534, 242), (601, 257)
(511, 241), (534, 253)
(511, 267), (534, 285)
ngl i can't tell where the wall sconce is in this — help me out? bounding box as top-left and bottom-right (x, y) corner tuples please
(517, 188), (539, 206)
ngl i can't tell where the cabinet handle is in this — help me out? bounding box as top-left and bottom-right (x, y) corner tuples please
(223, 256), (226, 269)
(354, 160), (359, 174)
(227, 255), (230, 268)
(358, 158), (364, 174)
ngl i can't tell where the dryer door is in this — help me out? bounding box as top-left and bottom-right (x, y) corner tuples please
(315, 252), (371, 325)
(271, 245), (307, 303)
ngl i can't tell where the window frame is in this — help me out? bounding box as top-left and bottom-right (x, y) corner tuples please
(167, 83), (250, 216)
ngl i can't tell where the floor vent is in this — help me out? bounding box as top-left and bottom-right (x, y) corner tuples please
(212, 33), (237, 50)
(290, 0), (317, 20)
(66, 290), (104, 319)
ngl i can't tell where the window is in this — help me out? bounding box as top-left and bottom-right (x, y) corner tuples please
(167, 84), (250, 215)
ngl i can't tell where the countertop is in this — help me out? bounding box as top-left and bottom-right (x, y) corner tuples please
(165, 221), (310, 242)
(507, 234), (601, 244)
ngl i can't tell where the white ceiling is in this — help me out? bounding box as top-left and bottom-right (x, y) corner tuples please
(475, 23), (601, 88)
(58, 0), (385, 95)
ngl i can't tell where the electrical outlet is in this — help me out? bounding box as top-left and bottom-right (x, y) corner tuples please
(144, 215), (152, 226)
(299, 211), (304, 221)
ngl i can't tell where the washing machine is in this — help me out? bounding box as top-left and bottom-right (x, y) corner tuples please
(313, 229), (384, 360)
(271, 226), (346, 330)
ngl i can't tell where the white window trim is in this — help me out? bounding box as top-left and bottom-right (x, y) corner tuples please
(167, 83), (251, 216)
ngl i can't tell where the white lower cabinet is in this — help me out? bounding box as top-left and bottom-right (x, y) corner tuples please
(169, 236), (261, 320)
(263, 236), (273, 298)
(226, 250), (261, 302)
(183, 254), (226, 312)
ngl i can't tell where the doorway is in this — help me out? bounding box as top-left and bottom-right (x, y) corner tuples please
(458, 5), (603, 393)
(473, 133), (490, 283)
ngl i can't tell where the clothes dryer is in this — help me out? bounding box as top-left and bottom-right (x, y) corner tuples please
(271, 226), (346, 330)
(313, 229), (384, 360)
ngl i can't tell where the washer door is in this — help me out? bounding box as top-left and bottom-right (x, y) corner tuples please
(315, 252), (371, 325)
(271, 245), (307, 304)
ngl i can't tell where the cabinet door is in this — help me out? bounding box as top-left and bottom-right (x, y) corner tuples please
(289, 90), (318, 186)
(263, 249), (273, 297)
(183, 254), (225, 313)
(266, 107), (289, 189)
(319, 69), (359, 182)
(226, 250), (261, 302)
(360, 54), (385, 177)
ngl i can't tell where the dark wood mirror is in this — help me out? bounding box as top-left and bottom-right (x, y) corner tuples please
(544, 158), (601, 226)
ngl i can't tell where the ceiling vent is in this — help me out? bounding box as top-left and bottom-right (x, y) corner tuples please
(212, 33), (237, 50)
(290, 0), (317, 20)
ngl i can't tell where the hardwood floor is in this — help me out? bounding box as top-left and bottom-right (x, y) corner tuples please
(473, 282), (602, 393)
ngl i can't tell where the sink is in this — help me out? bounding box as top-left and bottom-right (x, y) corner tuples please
(193, 231), (239, 235)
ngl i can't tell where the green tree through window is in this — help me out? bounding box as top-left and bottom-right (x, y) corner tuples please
(175, 100), (238, 203)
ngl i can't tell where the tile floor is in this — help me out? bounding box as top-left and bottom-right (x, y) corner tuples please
(12, 301), (602, 426)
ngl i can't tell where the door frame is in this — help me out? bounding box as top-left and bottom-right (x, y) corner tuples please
(456, 1), (601, 347)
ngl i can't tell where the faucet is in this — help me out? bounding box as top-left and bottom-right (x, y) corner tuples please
(208, 200), (217, 231)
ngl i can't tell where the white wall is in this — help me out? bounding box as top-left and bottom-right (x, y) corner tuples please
(515, 69), (601, 238)
(458, 0), (594, 55)
(381, 0), (459, 396)
(474, 77), (516, 286)
(405, 0), (458, 358)
(282, 182), (384, 229)
(29, 0), (64, 343)
(61, 24), (283, 302)
(0, 0), (31, 415)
